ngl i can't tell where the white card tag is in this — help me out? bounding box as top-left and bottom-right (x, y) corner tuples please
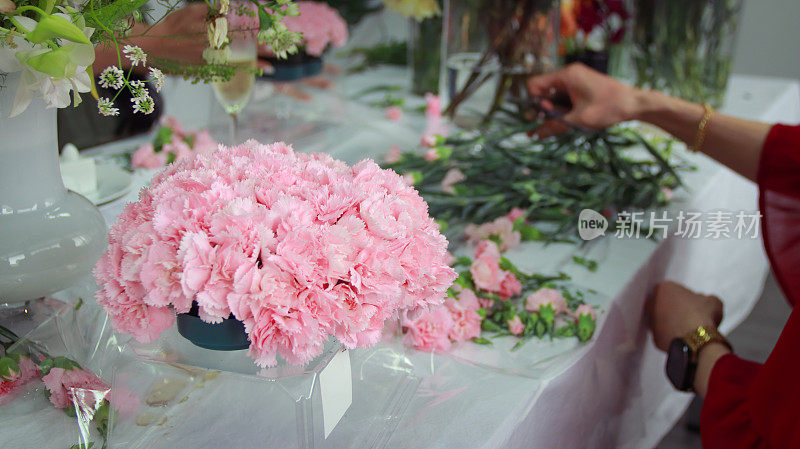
(319, 348), (352, 438)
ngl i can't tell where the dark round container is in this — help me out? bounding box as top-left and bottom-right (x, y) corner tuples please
(565, 50), (609, 74)
(176, 302), (250, 351)
(260, 54), (323, 82)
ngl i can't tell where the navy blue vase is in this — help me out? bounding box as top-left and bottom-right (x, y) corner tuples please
(260, 53), (323, 82)
(176, 302), (250, 351)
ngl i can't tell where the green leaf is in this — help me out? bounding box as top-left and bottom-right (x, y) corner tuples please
(555, 323), (576, 338)
(471, 337), (493, 345)
(577, 314), (596, 342)
(153, 126), (173, 152)
(26, 14), (91, 45)
(481, 320), (501, 332)
(453, 256), (472, 267)
(519, 225), (544, 241)
(0, 357), (20, 380)
(166, 152), (177, 164)
(572, 256), (598, 272)
(83, 0), (150, 40)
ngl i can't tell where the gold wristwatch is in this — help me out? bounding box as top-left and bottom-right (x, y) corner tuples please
(665, 325), (732, 391)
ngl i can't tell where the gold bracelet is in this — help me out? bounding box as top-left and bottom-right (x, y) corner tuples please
(692, 103), (713, 153)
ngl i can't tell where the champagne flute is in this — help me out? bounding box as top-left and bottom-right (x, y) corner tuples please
(212, 39), (257, 144)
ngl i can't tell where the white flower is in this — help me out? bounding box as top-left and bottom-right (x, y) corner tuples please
(148, 67), (165, 92)
(218, 0), (229, 15)
(284, 3), (299, 17)
(123, 45), (147, 66)
(99, 65), (125, 90)
(258, 22), (301, 59)
(207, 17), (228, 49)
(1, 15), (95, 117)
(202, 46), (231, 64)
(97, 97), (119, 116)
(128, 80), (147, 99)
(131, 94), (154, 114)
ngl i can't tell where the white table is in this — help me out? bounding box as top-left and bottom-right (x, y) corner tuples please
(68, 70), (799, 449)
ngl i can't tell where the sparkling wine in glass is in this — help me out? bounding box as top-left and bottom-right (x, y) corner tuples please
(212, 40), (257, 144)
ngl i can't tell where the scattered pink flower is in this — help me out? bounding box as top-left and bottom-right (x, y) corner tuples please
(508, 315), (524, 335)
(42, 367), (109, 411)
(385, 145), (402, 164)
(422, 137), (439, 150)
(573, 304), (597, 320)
(525, 288), (568, 314)
(0, 356), (40, 407)
(470, 240), (505, 292)
(445, 297), (482, 342)
(403, 307), (454, 352)
(661, 186), (674, 201)
(506, 207), (526, 222)
(131, 143), (167, 169)
(385, 106), (403, 122)
(464, 216), (521, 252)
(441, 168), (466, 194)
(498, 272), (522, 299)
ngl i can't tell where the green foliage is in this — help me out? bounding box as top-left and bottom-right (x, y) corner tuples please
(0, 357), (20, 380)
(572, 256), (598, 272)
(384, 120), (692, 243)
(83, 0), (150, 43)
(343, 41), (408, 73)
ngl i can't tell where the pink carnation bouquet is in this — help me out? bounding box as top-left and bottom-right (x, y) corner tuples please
(282, 1), (348, 56)
(95, 140), (456, 367)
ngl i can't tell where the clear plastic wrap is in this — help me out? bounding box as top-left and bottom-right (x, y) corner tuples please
(2, 277), (421, 449)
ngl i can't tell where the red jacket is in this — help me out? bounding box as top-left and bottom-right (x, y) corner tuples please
(701, 124), (800, 448)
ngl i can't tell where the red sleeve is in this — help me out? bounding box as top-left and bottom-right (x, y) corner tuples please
(700, 124), (800, 449)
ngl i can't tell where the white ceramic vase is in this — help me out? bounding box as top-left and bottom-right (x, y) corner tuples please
(0, 72), (106, 305)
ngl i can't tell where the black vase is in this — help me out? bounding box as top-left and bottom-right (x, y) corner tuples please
(565, 50), (609, 74)
(259, 52), (323, 82)
(176, 302), (250, 351)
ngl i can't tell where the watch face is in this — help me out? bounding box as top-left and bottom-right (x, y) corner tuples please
(666, 338), (693, 391)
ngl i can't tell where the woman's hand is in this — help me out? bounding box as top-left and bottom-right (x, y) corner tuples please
(526, 63), (642, 133)
(647, 281), (724, 351)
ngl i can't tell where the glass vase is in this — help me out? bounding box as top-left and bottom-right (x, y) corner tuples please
(630, 0), (744, 108)
(409, 17), (443, 96)
(441, 0), (561, 128)
(0, 73), (107, 305)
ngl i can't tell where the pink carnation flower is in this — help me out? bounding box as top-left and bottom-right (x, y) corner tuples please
(96, 140), (456, 367)
(464, 216), (521, 252)
(573, 304), (597, 320)
(0, 356), (40, 407)
(42, 367), (109, 411)
(470, 241), (504, 292)
(506, 207), (526, 222)
(385, 145), (402, 164)
(131, 143), (167, 169)
(385, 106), (403, 122)
(508, 315), (524, 335)
(525, 288), (568, 314)
(402, 307), (454, 352)
(282, 2), (348, 56)
(498, 272), (522, 299)
(441, 168), (466, 194)
(445, 297), (482, 342)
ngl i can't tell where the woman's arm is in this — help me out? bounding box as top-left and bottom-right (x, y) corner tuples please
(527, 63), (772, 181)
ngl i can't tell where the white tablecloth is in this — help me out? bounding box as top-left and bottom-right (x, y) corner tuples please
(71, 69), (800, 449)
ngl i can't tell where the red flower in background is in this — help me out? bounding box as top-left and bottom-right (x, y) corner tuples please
(567, 0), (629, 45)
